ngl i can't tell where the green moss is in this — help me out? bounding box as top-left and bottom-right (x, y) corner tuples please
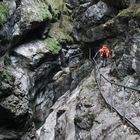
(118, 5), (140, 17)
(134, 7), (140, 16)
(49, 15), (73, 43)
(44, 38), (61, 54)
(47, 0), (63, 16)
(37, 1), (52, 20)
(0, 2), (9, 25)
(118, 9), (132, 16)
(46, 0), (73, 43)
(0, 68), (14, 84)
(47, 0), (70, 19)
(21, 1), (52, 23)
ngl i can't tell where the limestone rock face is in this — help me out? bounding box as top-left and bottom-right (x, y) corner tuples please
(92, 0), (130, 9)
(0, 0), (51, 57)
(0, 0), (72, 56)
(74, 1), (118, 42)
(109, 18), (140, 79)
(0, 66), (37, 140)
(131, 31), (140, 77)
(75, 1), (116, 29)
(38, 70), (139, 140)
(0, 0), (87, 139)
(0, 0), (140, 139)
(13, 40), (57, 68)
(10, 40), (91, 139)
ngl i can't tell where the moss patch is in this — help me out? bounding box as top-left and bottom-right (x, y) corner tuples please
(0, 67), (14, 84)
(49, 15), (73, 43)
(134, 6), (140, 16)
(0, 2), (9, 26)
(21, 0), (52, 23)
(0, 67), (15, 97)
(36, 1), (52, 20)
(44, 38), (61, 54)
(37, 6), (52, 20)
(118, 4), (140, 17)
(47, 0), (69, 19)
(47, 0), (73, 44)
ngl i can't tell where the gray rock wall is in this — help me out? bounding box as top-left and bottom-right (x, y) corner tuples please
(0, 0), (140, 139)
(0, 0), (94, 139)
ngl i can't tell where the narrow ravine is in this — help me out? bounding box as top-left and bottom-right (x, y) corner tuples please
(0, 0), (140, 139)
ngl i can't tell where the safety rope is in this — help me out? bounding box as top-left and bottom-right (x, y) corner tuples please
(93, 56), (140, 134)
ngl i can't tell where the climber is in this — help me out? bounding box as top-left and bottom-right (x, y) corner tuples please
(99, 45), (110, 67)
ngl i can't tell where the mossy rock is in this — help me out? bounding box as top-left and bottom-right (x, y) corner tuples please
(44, 38), (61, 54)
(36, 4), (52, 21)
(0, 2), (9, 26)
(118, 4), (140, 17)
(0, 68), (14, 84)
(49, 15), (73, 44)
(21, 0), (52, 23)
(47, 0), (71, 19)
(0, 67), (15, 98)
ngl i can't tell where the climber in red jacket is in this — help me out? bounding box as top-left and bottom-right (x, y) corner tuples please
(99, 45), (110, 67)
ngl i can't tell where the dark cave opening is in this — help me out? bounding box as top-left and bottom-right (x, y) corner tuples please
(0, 105), (29, 131)
(82, 42), (101, 59)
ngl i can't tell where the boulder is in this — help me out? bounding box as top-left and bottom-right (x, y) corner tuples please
(48, 15), (73, 44)
(110, 54), (134, 78)
(31, 60), (92, 127)
(0, 0), (53, 57)
(75, 1), (116, 30)
(131, 31), (140, 77)
(38, 69), (140, 140)
(81, 18), (126, 42)
(92, 0), (130, 9)
(13, 39), (61, 69)
(0, 66), (36, 139)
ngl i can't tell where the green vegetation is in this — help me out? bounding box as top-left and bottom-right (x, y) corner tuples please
(0, 2), (9, 26)
(21, 0), (52, 23)
(134, 6), (140, 16)
(43, 0), (73, 54)
(0, 68), (14, 83)
(48, 15), (73, 43)
(47, 0), (72, 20)
(36, 1), (52, 20)
(47, 0), (66, 18)
(44, 38), (61, 54)
(117, 8), (133, 16)
(118, 4), (140, 17)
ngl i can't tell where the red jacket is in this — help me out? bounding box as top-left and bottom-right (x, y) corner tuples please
(99, 46), (110, 57)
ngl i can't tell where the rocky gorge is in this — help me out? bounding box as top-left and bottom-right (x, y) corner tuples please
(0, 0), (140, 140)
